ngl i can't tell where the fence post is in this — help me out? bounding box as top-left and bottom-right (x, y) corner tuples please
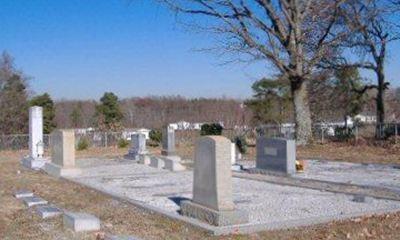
(321, 127), (324, 144)
(355, 125), (358, 143)
(104, 132), (108, 148)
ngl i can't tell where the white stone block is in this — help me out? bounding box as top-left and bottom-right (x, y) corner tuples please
(63, 212), (100, 232)
(22, 106), (47, 170)
(149, 156), (165, 169)
(14, 190), (34, 199)
(231, 164), (242, 171)
(105, 235), (141, 240)
(231, 143), (236, 165)
(29, 106), (44, 159)
(161, 156), (186, 171)
(138, 154), (151, 165)
(36, 205), (62, 219)
(21, 157), (47, 170)
(22, 196), (48, 207)
(44, 162), (82, 178)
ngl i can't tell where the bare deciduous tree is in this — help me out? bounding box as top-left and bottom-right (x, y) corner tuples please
(332, 0), (400, 135)
(152, 0), (348, 144)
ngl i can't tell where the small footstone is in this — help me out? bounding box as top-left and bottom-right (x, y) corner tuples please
(63, 212), (100, 232)
(231, 164), (242, 171)
(36, 205), (62, 219)
(22, 196), (48, 207)
(149, 156), (165, 169)
(105, 234), (141, 240)
(14, 190), (34, 199)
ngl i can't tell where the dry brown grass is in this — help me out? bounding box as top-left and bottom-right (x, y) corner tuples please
(297, 142), (400, 165)
(1, 144), (400, 239)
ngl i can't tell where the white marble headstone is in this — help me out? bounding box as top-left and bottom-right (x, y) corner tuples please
(29, 106), (44, 159)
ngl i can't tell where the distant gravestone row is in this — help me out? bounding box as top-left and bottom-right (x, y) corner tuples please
(127, 125), (186, 171)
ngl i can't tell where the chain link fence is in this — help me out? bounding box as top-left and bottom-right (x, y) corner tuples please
(256, 123), (400, 144)
(0, 123), (398, 151)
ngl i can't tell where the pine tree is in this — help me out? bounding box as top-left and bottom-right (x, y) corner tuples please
(95, 92), (123, 131)
(29, 93), (57, 134)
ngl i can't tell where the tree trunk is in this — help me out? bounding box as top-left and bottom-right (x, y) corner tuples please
(291, 79), (312, 145)
(375, 65), (385, 138)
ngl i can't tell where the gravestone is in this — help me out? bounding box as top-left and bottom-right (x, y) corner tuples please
(21, 196), (48, 207)
(44, 129), (81, 178)
(180, 136), (248, 226)
(231, 143), (236, 165)
(21, 106), (47, 170)
(127, 133), (147, 160)
(149, 156), (165, 169)
(158, 125), (185, 171)
(36, 205), (63, 219)
(161, 125), (176, 156)
(63, 212), (100, 232)
(14, 190), (34, 199)
(255, 137), (296, 175)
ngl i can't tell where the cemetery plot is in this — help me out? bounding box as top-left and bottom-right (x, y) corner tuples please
(68, 158), (400, 235)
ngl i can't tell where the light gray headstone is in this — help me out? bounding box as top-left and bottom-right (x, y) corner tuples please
(63, 212), (100, 232)
(161, 125), (176, 156)
(36, 205), (63, 219)
(14, 190), (34, 199)
(256, 137), (296, 174)
(21, 196), (48, 207)
(105, 235), (141, 240)
(44, 129), (81, 178)
(51, 129), (75, 167)
(193, 136), (234, 210)
(128, 133), (147, 160)
(180, 136), (248, 226)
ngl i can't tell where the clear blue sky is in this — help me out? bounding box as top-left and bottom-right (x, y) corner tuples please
(0, 0), (399, 100)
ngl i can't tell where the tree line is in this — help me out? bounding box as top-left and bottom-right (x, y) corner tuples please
(1, 49), (400, 137)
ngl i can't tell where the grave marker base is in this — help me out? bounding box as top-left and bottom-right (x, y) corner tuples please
(21, 157), (48, 170)
(44, 162), (81, 178)
(180, 200), (248, 226)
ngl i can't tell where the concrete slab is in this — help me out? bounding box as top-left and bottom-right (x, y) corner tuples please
(105, 235), (141, 240)
(149, 156), (165, 169)
(65, 159), (400, 235)
(161, 156), (186, 171)
(63, 212), (100, 232)
(296, 160), (400, 193)
(35, 205), (63, 219)
(231, 165), (242, 171)
(45, 162), (81, 178)
(22, 196), (48, 207)
(14, 190), (34, 199)
(21, 157), (48, 170)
